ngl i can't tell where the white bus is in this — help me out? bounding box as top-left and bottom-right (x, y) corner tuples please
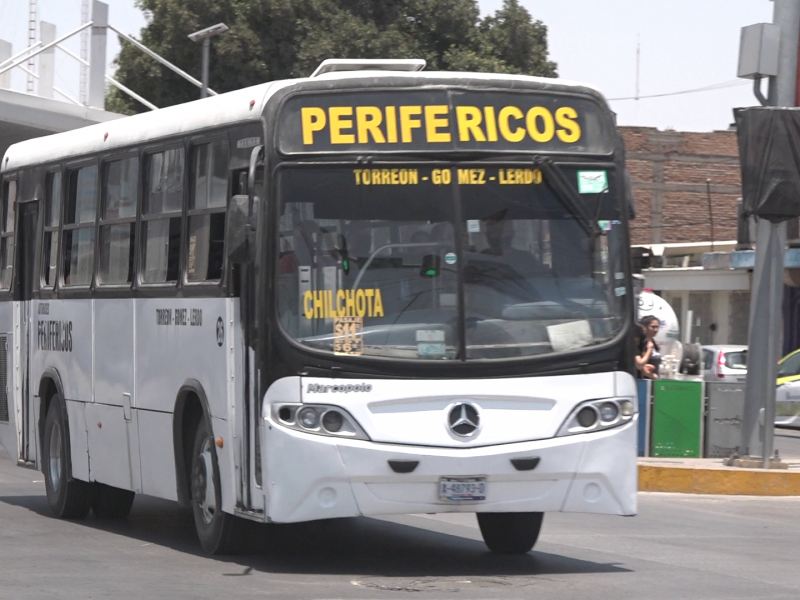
(0, 59), (638, 555)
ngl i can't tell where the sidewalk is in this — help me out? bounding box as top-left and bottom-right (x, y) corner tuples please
(639, 457), (800, 496)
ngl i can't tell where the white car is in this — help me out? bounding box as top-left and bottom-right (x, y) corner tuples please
(701, 345), (747, 383)
(776, 349), (800, 428)
(775, 385), (800, 428)
(701, 346), (800, 429)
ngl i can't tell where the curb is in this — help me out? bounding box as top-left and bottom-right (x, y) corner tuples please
(639, 464), (800, 496)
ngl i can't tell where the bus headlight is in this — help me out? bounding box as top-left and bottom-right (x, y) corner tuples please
(321, 410), (344, 432)
(557, 398), (636, 436)
(599, 402), (619, 423)
(270, 403), (370, 441)
(576, 406), (598, 428)
(298, 407), (320, 429)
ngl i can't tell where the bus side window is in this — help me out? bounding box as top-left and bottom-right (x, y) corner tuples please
(98, 157), (138, 285)
(142, 148), (184, 284)
(0, 178), (16, 290)
(62, 165), (98, 287)
(42, 172), (61, 288)
(187, 139), (228, 282)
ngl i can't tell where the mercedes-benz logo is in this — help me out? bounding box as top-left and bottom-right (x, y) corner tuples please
(448, 403), (480, 437)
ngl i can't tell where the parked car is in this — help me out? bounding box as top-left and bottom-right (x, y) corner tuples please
(776, 349), (800, 428)
(698, 346), (800, 428)
(701, 345), (747, 383)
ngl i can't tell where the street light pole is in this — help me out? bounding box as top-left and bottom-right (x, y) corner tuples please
(738, 0), (800, 468)
(188, 23), (229, 100)
(761, 0), (800, 468)
(201, 37), (210, 99)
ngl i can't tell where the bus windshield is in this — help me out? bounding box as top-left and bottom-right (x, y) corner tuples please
(277, 164), (626, 361)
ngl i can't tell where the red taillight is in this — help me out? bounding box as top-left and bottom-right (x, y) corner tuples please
(717, 350), (725, 378)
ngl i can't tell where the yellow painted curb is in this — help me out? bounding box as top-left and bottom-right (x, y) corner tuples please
(638, 464), (800, 496)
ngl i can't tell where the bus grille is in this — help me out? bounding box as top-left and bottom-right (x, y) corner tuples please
(0, 334), (8, 422)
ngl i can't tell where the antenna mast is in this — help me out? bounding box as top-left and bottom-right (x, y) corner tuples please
(635, 35), (641, 121)
(635, 39), (641, 101)
(80, 0), (90, 104)
(27, 0), (37, 94)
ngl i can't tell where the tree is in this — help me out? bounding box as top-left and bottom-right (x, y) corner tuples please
(480, 0), (556, 77)
(107, 0), (558, 115)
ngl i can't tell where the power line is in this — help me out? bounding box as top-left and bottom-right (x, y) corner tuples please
(608, 80), (748, 102)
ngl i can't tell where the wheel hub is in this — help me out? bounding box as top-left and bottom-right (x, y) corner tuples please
(192, 438), (217, 525)
(48, 420), (62, 493)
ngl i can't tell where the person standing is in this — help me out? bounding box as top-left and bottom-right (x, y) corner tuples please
(635, 315), (662, 379)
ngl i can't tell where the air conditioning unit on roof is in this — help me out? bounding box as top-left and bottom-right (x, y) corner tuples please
(310, 59), (426, 78)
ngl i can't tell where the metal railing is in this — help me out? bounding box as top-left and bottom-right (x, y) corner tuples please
(1, 3), (218, 112)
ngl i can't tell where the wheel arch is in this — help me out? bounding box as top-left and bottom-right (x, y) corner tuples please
(38, 368), (70, 479)
(173, 379), (214, 507)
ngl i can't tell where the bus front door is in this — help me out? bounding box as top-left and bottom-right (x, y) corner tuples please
(0, 321), (15, 461)
(5, 198), (38, 467)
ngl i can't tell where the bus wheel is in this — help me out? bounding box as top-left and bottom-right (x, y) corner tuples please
(190, 420), (240, 554)
(92, 483), (135, 518)
(477, 512), (544, 554)
(43, 395), (93, 519)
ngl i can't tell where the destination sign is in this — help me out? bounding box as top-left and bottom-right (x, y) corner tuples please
(278, 90), (613, 155)
(350, 167), (543, 186)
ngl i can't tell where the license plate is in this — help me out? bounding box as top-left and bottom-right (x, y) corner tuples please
(439, 477), (487, 501)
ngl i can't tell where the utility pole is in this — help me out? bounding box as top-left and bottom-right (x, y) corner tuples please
(740, 0), (800, 468)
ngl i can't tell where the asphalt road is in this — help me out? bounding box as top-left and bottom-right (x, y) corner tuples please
(1, 448), (799, 599)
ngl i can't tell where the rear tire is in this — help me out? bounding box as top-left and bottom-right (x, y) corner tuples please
(477, 512), (544, 554)
(190, 418), (241, 554)
(43, 395), (93, 519)
(92, 483), (135, 518)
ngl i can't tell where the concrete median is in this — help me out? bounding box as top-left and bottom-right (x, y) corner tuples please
(639, 458), (800, 496)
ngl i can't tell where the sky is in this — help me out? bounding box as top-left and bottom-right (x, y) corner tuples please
(0, 0), (776, 131)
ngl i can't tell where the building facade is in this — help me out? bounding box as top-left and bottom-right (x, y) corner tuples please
(621, 126), (750, 347)
(620, 126), (742, 246)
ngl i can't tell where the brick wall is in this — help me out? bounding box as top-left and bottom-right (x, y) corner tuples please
(620, 127), (741, 245)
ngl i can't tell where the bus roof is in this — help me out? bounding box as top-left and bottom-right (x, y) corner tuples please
(1, 70), (609, 173)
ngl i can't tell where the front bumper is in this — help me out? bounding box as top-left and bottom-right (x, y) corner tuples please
(262, 417), (637, 523)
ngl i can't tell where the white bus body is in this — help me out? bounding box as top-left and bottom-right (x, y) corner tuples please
(0, 62), (637, 554)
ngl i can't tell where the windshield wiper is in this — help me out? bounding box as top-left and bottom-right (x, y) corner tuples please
(533, 157), (601, 238)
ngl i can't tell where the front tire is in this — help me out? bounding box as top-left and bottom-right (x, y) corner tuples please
(43, 395), (94, 519)
(477, 512), (544, 554)
(190, 419), (241, 554)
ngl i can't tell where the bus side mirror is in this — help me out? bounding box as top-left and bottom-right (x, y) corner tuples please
(226, 195), (251, 264)
(624, 170), (636, 220)
(227, 145), (264, 264)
